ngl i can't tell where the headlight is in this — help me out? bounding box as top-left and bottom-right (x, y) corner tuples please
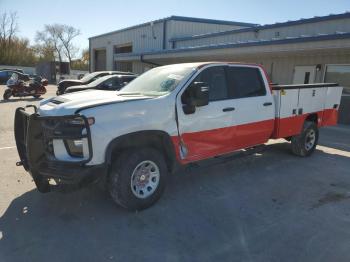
(66, 117), (95, 126)
(65, 139), (84, 157)
(41, 115), (94, 161)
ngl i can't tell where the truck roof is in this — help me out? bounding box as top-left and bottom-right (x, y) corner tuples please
(167, 61), (262, 69)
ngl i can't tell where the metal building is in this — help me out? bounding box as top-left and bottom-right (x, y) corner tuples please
(89, 16), (257, 72)
(89, 13), (350, 124)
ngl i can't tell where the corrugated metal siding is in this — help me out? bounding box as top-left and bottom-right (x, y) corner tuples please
(166, 20), (248, 49)
(90, 15), (350, 75)
(174, 18), (350, 48)
(90, 19), (250, 58)
(133, 52), (350, 84)
(267, 53), (350, 84)
(132, 62), (145, 73)
(90, 18), (253, 70)
(234, 52), (350, 84)
(90, 22), (165, 70)
(90, 22), (164, 52)
(168, 20), (246, 37)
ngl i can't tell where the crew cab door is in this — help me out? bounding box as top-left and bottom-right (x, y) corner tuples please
(225, 65), (275, 149)
(176, 65), (236, 162)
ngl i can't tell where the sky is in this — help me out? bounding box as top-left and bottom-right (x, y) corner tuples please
(1, 0), (350, 57)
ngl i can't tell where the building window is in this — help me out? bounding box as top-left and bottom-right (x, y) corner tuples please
(114, 44), (133, 54)
(324, 65), (350, 95)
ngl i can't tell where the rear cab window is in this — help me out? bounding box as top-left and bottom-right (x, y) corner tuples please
(226, 66), (266, 99)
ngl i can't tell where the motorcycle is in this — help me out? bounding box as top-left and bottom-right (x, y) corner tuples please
(3, 73), (48, 100)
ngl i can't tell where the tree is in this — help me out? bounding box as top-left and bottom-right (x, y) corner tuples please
(33, 43), (56, 62)
(0, 11), (36, 66)
(35, 24), (81, 68)
(35, 24), (64, 64)
(81, 48), (89, 65)
(57, 25), (81, 66)
(71, 49), (89, 70)
(0, 11), (18, 43)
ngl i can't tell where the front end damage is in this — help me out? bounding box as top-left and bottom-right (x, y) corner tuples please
(14, 106), (104, 193)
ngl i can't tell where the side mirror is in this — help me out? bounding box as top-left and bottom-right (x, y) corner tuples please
(182, 82), (209, 115)
(190, 82), (209, 107)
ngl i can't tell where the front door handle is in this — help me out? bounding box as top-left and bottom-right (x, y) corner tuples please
(263, 102), (272, 106)
(222, 107), (235, 112)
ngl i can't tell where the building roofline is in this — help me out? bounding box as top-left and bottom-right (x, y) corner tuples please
(89, 15), (257, 40)
(168, 16), (258, 27)
(114, 32), (350, 58)
(169, 12), (350, 42)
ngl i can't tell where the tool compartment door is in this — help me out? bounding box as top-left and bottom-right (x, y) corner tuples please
(298, 87), (327, 119)
(273, 89), (300, 138)
(322, 86), (343, 126)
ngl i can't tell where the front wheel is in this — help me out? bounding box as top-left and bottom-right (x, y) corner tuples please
(108, 148), (168, 211)
(291, 121), (319, 157)
(3, 89), (12, 100)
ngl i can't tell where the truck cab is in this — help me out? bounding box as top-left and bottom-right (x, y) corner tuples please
(14, 62), (343, 210)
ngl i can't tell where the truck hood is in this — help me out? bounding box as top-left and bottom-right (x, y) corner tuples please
(39, 89), (151, 116)
(59, 79), (83, 85)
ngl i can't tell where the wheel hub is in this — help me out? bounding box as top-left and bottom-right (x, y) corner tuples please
(305, 129), (316, 151)
(131, 160), (160, 199)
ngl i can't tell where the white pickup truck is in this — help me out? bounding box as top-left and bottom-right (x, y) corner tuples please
(14, 62), (343, 210)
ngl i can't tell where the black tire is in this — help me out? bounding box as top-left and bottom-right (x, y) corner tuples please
(3, 89), (12, 100)
(291, 121), (319, 157)
(108, 147), (167, 211)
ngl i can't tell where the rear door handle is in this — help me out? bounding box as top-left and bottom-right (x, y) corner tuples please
(222, 107), (235, 112)
(263, 102), (272, 106)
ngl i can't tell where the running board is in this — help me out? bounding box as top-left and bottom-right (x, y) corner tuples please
(187, 144), (267, 169)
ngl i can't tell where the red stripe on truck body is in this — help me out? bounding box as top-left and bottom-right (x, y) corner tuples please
(172, 119), (274, 164)
(172, 108), (338, 165)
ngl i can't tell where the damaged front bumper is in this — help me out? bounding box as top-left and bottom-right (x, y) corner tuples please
(14, 106), (105, 193)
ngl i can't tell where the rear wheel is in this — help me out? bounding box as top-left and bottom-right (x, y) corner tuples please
(291, 121), (319, 157)
(3, 89), (12, 100)
(108, 148), (167, 211)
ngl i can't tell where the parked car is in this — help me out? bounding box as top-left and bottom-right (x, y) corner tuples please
(65, 74), (137, 93)
(0, 68), (24, 73)
(0, 70), (30, 84)
(14, 62), (343, 211)
(56, 71), (135, 95)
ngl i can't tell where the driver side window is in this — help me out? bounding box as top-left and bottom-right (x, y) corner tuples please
(102, 79), (113, 89)
(191, 66), (228, 101)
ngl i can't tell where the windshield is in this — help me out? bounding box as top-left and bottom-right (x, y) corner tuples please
(80, 72), (101, 82)
(86, 75), (112, 87)
(119, 64), (196, 96)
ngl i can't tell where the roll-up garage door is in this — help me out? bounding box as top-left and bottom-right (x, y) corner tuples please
(94, 49), (106, 71)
